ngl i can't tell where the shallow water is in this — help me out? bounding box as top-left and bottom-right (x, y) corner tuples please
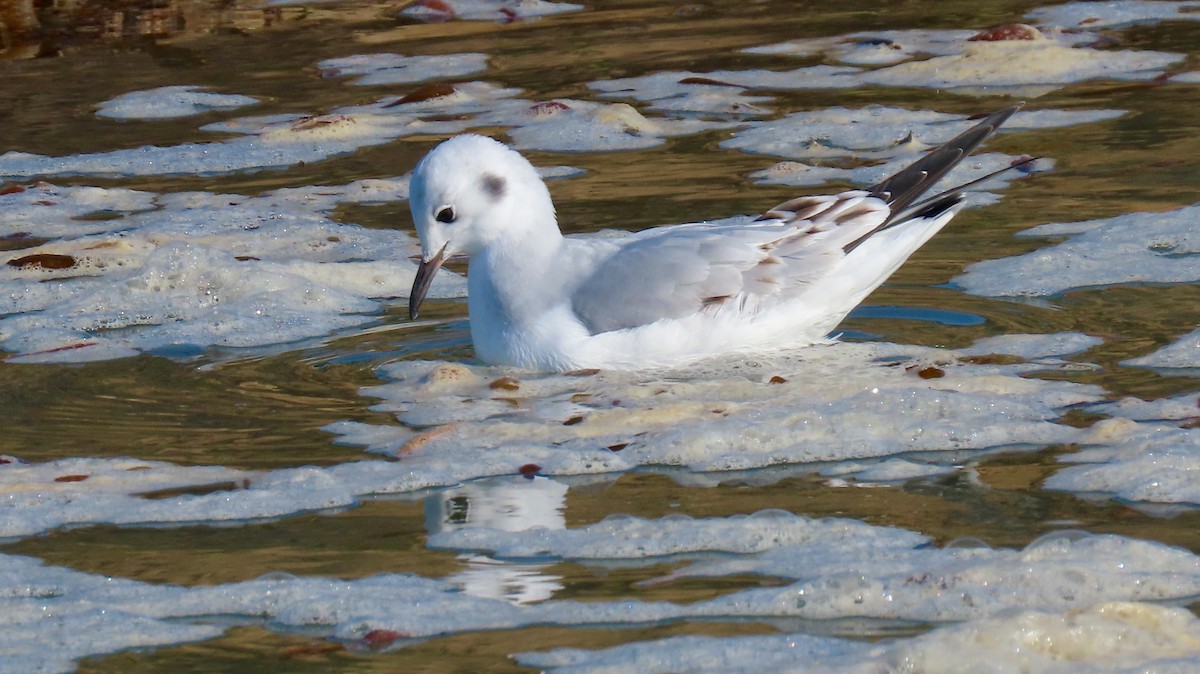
(5, 0), (1200, 671)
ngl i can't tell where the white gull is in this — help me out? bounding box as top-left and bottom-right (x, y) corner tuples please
(407, 104), (1024, 371)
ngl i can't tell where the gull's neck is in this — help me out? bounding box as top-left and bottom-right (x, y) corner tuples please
(471, 209), (565, 326)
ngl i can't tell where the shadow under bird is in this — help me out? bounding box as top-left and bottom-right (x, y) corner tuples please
(407, 103), (1028, 371)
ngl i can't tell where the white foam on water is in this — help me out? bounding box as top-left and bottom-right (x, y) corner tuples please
(343, 81), (524, 117)
(0, 182), (157, 238)
(588, 73), (777, 117)
(723, 106), (963, 161)
(518, 632), (869, 674)
(1, 179), (469, 362)
(428, 510), (929, 560)
(475, 99), (735, 152)
(749, 152), (1042, 202)
(650, 530), (1200, 623)
(0, 335), (1104, 537)
(1045, 418), (1200, 506)
(959, 332), (1104, 359)
(955, 203), (1200, 297)
(729, 106), (1114, 197)
(744, 29), (981, 64)
(1028, 0), (1200, 30)
(850, 38), (1179, 93)
(592, 65), (861, 100)
(8, 513), (1200, 671)
(820, 458), (957, 484)
(0, 457), (251, 539)
(318, 53), (489, 86)
(1088, 392), (1200, 422)
(95, 86), (259, 120)
(2, 79), (736, 179)
(725, 106), (1123, 162)
(0, 112), (468, 179)
(516, 602), (1200, 674)
(1123, 328), (1200, 370)
(332, 335), (1104, 473)
(594, 23), (1179, 98)
(396, 0), (584, 22)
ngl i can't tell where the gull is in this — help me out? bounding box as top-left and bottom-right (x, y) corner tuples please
(407, 104), (1024, 371)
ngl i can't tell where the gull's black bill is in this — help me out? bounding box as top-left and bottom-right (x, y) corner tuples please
(409, 244), (447, 320)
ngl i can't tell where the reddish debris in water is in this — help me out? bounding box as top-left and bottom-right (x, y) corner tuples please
(24, 342), (97, 356)
(607, 443), (628, 452)
(678, 76), (739, 87)
(916, 366), (946, 379)
(498, 6), (517, 22)
(405, 0), (456, 21)
(565, 368), (600, 377)
(969, 24), (1041, 41)
(290, 115), (352, 131)
(1010, 154), (1039, 171)
(385, 82), (458, 107)
(54, 474), (89, 483)
(768, 375), (787, 384)
(519, 463), (541, 478)
(363, 629), (407, 648)
(562, 415), (584, 426)
(527, 101), (570, 117)
(8, 253), (77, 270)
(0, 184), (26, 195)
(489, 376), (520, 391)
(281, 641), (346, 658)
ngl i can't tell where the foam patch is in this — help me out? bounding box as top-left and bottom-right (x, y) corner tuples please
(476, 99), (734, 152)
(589, 73), (777, 117)
(0, 179), (468, 362)
(745, 29), (983, 64)
(1123, 328), (1200, 370)
(1027, 0), (1200, 30)
(95, 86), (259, 120)
(517, 602), (1200, 674)
(2, 80), (734, 178)
(726, 106), (1123, 161)
(730, 106), (1113, 199)
(428, 510), (929, 560)
(1045, 419), (1200, 506)
(1088, 392), (1200, 422)
(0, 112), (467, 178)
(397, 0), (584, 22)
(318, 53), (489, 86)
(0, 335), (1105, 537)
(594, 24), (1180, 98)
(954, 203), (1200, 297)
(331, 336), (1104, 473)
(8, 517), (1200, 671)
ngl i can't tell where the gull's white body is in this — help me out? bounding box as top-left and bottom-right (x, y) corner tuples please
(407, 114), (1014, 371)
(462, 199), (947, 371)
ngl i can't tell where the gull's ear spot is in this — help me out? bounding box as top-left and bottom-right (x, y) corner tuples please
(481, 173), (507, 200)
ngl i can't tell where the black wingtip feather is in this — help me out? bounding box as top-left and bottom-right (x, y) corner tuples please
(870, 103), (1023, 226)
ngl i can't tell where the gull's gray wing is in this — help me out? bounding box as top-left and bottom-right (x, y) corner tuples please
(570, 104), (1024, 335)
(569, 193), (890, 334)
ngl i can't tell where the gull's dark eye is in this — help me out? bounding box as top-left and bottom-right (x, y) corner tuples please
(435, 206), (456, 224)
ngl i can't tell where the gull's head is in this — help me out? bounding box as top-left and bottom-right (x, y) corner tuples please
(407, 134), (555, 319)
